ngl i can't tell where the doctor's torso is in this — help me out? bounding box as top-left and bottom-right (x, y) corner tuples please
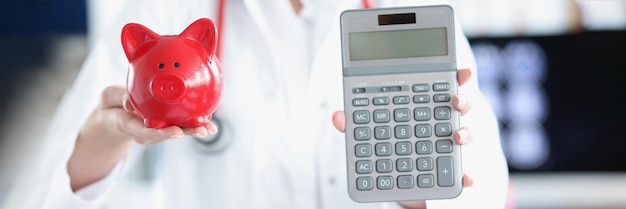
(93, 0), (492, 208)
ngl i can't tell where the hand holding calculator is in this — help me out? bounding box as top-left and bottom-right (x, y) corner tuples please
(340, 5), (464, 202)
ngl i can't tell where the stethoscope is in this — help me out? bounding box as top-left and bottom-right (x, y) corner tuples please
(194, 0), (373, 152)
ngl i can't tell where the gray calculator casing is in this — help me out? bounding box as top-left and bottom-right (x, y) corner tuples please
(340, 5), (463, 202)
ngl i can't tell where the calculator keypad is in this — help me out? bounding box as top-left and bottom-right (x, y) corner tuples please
(345, 75), (462, 200)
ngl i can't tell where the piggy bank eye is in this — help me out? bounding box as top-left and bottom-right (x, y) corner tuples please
(158, 63), (165, 69)
(174, 62), (180, 68)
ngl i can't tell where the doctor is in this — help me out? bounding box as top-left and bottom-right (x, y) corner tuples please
(3, 0), (509, 208)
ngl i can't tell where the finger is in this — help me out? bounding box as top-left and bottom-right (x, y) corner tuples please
(332, 111), (345, 133)
(463, 173), (474, 188)
(205, 121), (219, 135)
(455, 127), (473, 145)
(182, 126), (209, 138)
(101, 85), (127, 109)
(398, 201), (426, 209)
(180, 120), (220, 138)
(113, 109), (183, 143)
(457, 68), (471, 87)
(122, 94), (135, 112)
(149, 126), (186, 144)
(134, 128), (185, 144)
(453, 94), (472, 116)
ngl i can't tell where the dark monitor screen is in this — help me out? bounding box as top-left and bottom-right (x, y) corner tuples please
(468, 30), (626, 173)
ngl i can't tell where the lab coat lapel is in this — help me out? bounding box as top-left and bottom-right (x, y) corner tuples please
(241, 0), (275, 48)
(305, 2), (355, 111)
(238, 2), (319, 209)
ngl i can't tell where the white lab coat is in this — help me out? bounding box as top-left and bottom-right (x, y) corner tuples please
(2, 0), (509, 208)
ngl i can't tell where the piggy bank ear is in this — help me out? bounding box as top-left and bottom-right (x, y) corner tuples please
(121, 23), (160, 61)
(179, 18), (218, 57)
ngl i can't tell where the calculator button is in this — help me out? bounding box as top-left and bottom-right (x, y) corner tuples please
(356, 160), (373, 174)
(373, 109), (391, 123)
(393, 108), (411, 122)
(433, 94), (450, 102)
(436, 139), (453, 153)
(413, 94), (430, 103)
(414, 124), (432, 138)
(354, 127), (371, 140)
(355, 144), (372, 157)
(376, 159), (393, 173)
(416, 157), (434, 171)
(417, 174), (435, 188)
(437, 156), (455, 187)
(397, 175), (414, 189)
(353, 87), (366, 94)
(434, 106), (451, 120)
(357, 177), (374, 190)
(352, 98), (369, 106)
(412, 83), (429, 92)
(353, 110), (370, 124)
(415, 141), (433, 154)
(374, 126), (392, 140)
(394, 125), (412, 139)
(381, 86), (402, 92)
(396, 158), (413, 172)
(433, 83), (450, 91)
(413, 107), (431, 121)
(435, 123), (452, 137)
(377, 176), (394, 190)
(393, 96), (410, 104)
(349, 80), (460, 194)
(395, 142), (412, 155)
(375, 142), (392, 156)
(373, 96), (390, 105)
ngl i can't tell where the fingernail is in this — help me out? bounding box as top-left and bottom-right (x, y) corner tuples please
(170, 133), (185, 138)
(207, 125), (218, 135)
(194, 129), (208, 138)
(158, 129), (183, 138)
(171, 134), (185, 138)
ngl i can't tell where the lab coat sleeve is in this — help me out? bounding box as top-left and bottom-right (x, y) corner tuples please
(72, 154), (127, 201)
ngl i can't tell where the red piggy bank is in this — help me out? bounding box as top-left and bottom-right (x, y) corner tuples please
(121, 18), (223, 128)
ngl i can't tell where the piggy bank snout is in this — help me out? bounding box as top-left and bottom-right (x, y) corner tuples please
(150, 72), (187, 102)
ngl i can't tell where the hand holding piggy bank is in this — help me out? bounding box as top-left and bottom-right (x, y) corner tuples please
(122, 18), (223, 128)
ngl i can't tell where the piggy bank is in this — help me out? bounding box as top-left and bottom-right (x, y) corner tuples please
(121, 18), (223, 128)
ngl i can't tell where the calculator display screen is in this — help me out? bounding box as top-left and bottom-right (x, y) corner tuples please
(349, 28), (448, 61)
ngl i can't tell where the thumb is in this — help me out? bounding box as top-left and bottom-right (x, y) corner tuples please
(101, 85), (129, 109)
(332, 111), (345, 133)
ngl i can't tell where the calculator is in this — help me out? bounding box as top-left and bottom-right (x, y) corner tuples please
(340, 5), (462, 202)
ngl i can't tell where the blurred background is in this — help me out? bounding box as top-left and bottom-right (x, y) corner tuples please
(0, 0), (625, 208)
